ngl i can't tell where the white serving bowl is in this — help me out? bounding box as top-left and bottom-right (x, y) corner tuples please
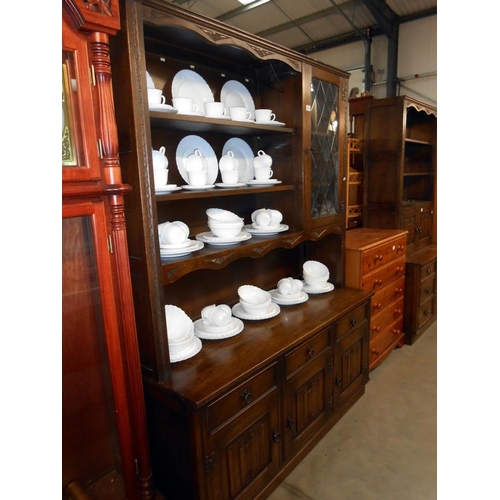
(206, 208), (243, 223)
(165, 304), (194, 342)
(208, 220), (243, 238)
(303, 260), (330, 287)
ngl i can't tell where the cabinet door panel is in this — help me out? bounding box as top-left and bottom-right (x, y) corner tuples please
(206, 390), (281, 500)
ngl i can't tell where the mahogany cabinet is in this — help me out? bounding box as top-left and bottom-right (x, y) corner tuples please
(62, 1), (153, 497)
(403, 245), (437, 344)
(345, 228), (407, 370)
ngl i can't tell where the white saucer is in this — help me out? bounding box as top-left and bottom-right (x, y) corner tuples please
(196, 231), (252, 246)
(169, 336), (202, 363)
(207, 115), (232, 120)
(149, 104), (178, 113)
(159, 239), (192, 250)
(301, 281), (335, 294)
(181, 184), (216, 190)
(243, 224), (289, 236)
(255, 120), (286, 126)
(159, 240), (204, 258)
(246, 179), (282, 186)
(215, 182), (246, 188)
(231, 118), (254, 123)
(269, 289), (309, 305)
(155, 184), (181, 193)
(194, 317), (244, 340)
(232, 302), (280, 321)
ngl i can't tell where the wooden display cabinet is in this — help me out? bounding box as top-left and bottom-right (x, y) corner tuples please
(109, 1), (370, 498)
(62, 1), (154, 498)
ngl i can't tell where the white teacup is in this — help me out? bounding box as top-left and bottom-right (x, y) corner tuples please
(148, 88), (166, 105)
(252, 209), (272, 227)
(159, 221), (189, 245)
(173, 97), (198, 114)
(219, 151), (238, 171)
(205, 101), (227, 118)
(229, 106), (252, 121)
(255, 150), (272, 168)
(201, 304), (232, 331)
(152, 146), (169, 170)
(185, 149), (208, 172)
(188, 169), (208, 186)
(277, 277), (303, 298)
(221, 169), (239, 184)
(254, 167), (273, 181)
(255, 109), (275, 123)
(154, 168), (169, 187)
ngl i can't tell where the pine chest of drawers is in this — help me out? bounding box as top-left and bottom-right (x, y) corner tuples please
(403, 245), (437, 344)
(345, 228), (408, 370)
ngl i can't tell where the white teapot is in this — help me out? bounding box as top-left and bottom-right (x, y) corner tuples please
(152, 146), (169, 170)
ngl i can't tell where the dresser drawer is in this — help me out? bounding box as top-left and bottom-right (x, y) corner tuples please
(370, 296), (404, 339)
(336, 303), (369, 342)
(419, 277), (436, 306)
(360, 234), (407, 275)
(361, 255), (406, 292)
(420, 259), (437, 282)
(207, 363), (278, 434)
(418, 297), (436, 327)
(369, 318), (403, 365)
(371, 276), (405, 316)
(285, 328), (331, 378)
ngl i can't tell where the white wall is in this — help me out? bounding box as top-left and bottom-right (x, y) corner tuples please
(309, 15), (437, 106)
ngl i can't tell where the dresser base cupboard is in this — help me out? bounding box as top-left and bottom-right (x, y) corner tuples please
(143, 289), (372, 500)
(403, 245), (437, 344)
(345, 228), (407, 370)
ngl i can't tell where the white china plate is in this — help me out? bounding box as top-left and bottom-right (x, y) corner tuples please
(176, 135), (218, 185)
(215, 182), (246, 189)
(181, 184), (216, 190)
(300, 281), (335, 294)
(256, 120), (286, 126)
(246, 179), (282, 186)
(159, 239), (192, 250)
(171, 69), (214, 113)
(149, 103), (178, 113)
(222, 138), (254, 182)
(194, 318), (244, 340)
(232, 302), (280, 321)
(269, 290), (309, 305)
(196, 231), (252, 246)
(160, 240), (204, 258)
(243, 224), (289, 235)
(155, 185), (181, 193)
(221, 80), (255, 120)
(146, 71), (155, 88)
(169, 336), (202, 363)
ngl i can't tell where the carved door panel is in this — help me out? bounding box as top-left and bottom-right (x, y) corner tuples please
(205, 389), (281, 500)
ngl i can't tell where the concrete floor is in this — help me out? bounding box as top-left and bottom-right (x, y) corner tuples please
(267, 321), (437, 500)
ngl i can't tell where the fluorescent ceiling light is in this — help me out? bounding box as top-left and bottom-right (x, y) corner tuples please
(238, 0), (269, 5)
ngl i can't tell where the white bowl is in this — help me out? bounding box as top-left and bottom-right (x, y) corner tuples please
(208, 221), (243, 238)
(165, 304), (194, 342)
(238, 285), (271, 304)
(206, 208), (242, 223)
(168, 336), (196, 357)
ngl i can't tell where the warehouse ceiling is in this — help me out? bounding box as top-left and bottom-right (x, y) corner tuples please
(167, 0), (437, 55)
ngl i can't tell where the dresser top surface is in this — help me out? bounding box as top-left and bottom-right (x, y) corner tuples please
(345, 228), (408, 251)
(406, 244), (437, 265)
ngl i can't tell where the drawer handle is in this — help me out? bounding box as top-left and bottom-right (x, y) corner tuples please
(371, 348), (380, 355)
(424, 288), (430, 296)
(241, 389), (252, 405)
(395, 309), (402, 315)
(396, 267), (403, 273)
(424, 309), (429, 316)
(397, 245), (404, 251)
(393, 329), (401, 335)
(272, 429), (281, 443)
(335, 376), (342, 387)
(374, 279), (382, 286)
(371, 326), (380, 333)
(427, 269), (432, 275)
(286, 416), (295, 431)
(306, 346), (315, 358)
(395, 288), (403, 295)
(375, 254), (383, 261)
(350, 317), (357, 327)
(373, 303), (381, 310)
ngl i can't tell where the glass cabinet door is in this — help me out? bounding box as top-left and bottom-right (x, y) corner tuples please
(309, 73), (342, 225)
